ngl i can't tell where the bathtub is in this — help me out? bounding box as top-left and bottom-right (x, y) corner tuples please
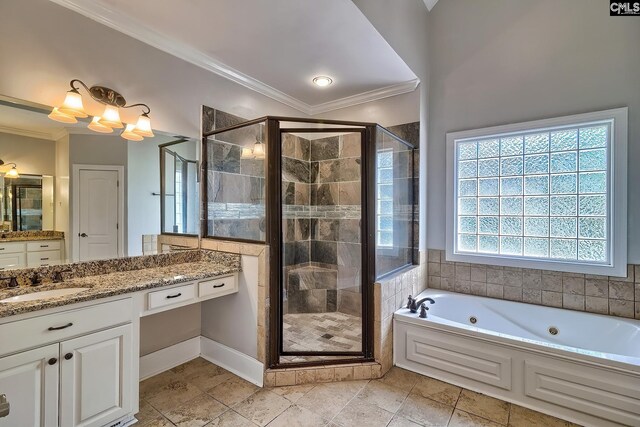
(393, 290), (640, 427)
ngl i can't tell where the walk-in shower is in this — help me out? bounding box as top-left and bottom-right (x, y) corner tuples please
(203, 116), (416, 368)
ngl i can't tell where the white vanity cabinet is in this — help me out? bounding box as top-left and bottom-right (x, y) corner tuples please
(0, 240), (64, 270)
(26, 241), (63, 268)
(0, 344), (59, 427)
(0, 298), (134, 427)
(60, 324), (133, 427)
(0, 242), (27, 270)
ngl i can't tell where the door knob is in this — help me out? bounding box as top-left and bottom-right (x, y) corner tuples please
(79, 233), (88, 237)
(48, 358), (57, 365)
(0, 394), (9, 418)
(64, 353), (73, 360)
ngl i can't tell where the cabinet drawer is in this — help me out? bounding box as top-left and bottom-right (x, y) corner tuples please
(27, 250), (62, 268)
(27, 240), (62, 252)
(198, 274), (238, 300)
(0, 298), (132, 357)
(0, 253), (26, 271)
(0, 242), (26, 254)
(147, 283), (196, 310)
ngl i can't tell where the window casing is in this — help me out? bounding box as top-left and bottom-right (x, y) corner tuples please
(446, 108), (627, 277)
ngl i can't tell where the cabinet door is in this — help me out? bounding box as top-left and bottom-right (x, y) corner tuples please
(0, 252), (26, 271)
(60, 324), (133, 427)
(0, 344), (59, 427)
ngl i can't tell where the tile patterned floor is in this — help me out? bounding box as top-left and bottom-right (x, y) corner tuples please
(281, 312), (362, 363)
(137, 358), (583, 427)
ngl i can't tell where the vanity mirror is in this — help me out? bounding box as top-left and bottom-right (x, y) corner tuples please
(160, 139), (199, 236)
(0, 96), (199, 271)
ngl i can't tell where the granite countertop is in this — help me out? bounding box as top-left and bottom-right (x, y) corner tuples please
(0, 236), (64, 242)
(0, 260), (240, 318)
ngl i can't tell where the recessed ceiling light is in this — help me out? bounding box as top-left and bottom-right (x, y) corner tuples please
(313, 76), (333, 87)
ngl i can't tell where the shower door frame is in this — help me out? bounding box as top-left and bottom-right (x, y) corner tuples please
(268, 118), (377, 369)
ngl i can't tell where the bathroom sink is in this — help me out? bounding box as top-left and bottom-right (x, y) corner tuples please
(0, 288), (89, 303)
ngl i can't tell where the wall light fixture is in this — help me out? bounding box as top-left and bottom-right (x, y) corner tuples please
(48, 79), (154, 141)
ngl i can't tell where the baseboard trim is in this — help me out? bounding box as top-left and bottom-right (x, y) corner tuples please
(200, 336), (264, 387)
(139, 337), (201, 380)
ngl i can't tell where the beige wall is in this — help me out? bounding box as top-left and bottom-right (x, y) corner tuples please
(427, 0), (640, 261)
(0, 132), (55, 175)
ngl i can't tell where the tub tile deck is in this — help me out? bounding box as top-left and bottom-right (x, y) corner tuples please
(137, 358), (583, 427)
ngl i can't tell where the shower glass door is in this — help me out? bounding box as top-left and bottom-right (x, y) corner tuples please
(279, 127), (368, 364)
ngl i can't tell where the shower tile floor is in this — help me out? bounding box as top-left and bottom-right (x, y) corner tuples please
(137, 357), (583, 426)
(281, 312), (362, 363)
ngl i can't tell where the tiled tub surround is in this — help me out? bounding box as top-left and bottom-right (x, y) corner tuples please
(0, 249), (241, 317)
(0, 230), (64, 241)
(426, 249), (640, 319)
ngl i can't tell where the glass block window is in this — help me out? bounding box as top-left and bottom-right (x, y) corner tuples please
(446, 109), (628, 276)
(377, 149), (394, 247)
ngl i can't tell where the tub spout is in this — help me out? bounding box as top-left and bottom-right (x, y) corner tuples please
(410, 297), (435, 313)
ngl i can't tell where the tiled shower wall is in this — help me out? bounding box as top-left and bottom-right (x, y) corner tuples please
(283, 133), (362, 317)
(203, 107), (265, 241)
(426, 249), (640, 319)
(377, 123), (420, 277)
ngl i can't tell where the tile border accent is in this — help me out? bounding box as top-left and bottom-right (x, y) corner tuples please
(427, 249), (640, 319)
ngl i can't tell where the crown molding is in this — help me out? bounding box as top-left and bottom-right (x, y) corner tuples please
(51, 128), (69, 141)
(309, 79), (420, 115)
(48, 0), (419, 116)
(0, 125), (59, 141)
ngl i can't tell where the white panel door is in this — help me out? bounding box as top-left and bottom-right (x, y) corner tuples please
(60, 324), (133, 427)
(78, 169), (119, 261)
(0, 344), (59, 427)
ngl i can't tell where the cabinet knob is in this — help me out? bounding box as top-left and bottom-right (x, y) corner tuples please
(48, 358), (57, 365)
(64, 353), (73, 360)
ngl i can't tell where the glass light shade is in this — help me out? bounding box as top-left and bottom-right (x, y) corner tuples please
(87, 116), (113, 133)
(253, 141), (265, 158)
(5, 166), (19, 179)
(58, 90), (88, 118)
(98, 105), (124, 129)
(121, 124), (143, 141)
(241, 148), (254, 159)
(48, 107), (78, 124)
(313, 76), (333, 87)
(132, 113), (154, 137)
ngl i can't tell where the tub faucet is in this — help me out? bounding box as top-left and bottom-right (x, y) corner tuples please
(419, 303), (429, 319)
(409, 296), (435, 313)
